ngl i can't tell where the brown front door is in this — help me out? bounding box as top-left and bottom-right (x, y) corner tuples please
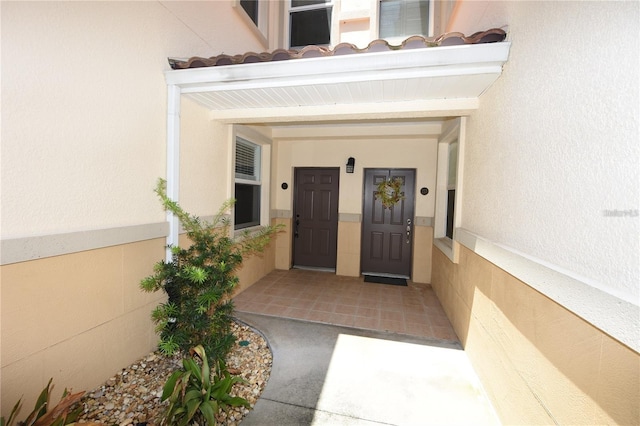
(361, 168), (415, 278)
(293, 167), (340, 270)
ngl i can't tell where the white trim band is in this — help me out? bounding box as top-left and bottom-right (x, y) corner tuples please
(1, 222), (169, 265)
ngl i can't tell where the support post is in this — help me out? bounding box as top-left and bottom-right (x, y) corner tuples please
(166, 84), (181, 261)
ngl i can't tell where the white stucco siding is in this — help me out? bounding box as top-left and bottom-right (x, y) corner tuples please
(452, 2), (640, 302)
(179, 99), (233, 219)
(0, 1), (264, 239)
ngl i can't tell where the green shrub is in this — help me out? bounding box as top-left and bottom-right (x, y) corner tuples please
(161, 345), (250, 426)
(141, 178), (281, 363)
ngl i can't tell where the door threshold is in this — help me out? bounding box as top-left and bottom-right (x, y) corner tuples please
(362, 272), (410, 280)
(293, 266), (336, 273)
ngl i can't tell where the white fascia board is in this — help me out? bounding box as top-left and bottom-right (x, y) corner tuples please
(179, 64), (503, 94)
(164, 43), (511, 92)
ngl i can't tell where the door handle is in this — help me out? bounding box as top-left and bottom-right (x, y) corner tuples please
(406, 218), (412, 244)
(295, 215), (300, 238)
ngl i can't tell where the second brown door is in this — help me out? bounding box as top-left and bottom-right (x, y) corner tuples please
(361, 168), (415, 278)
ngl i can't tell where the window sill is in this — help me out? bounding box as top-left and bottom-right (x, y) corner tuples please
(434, 237), (457, 263)
(233, 224), (266, 237)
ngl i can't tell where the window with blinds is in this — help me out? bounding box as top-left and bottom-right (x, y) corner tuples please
(235, 137), (261, 229)
(235, 138), (260, 181)
(379, 0), (430, 39)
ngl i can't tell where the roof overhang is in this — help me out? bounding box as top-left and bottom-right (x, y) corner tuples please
(164, 42), (511, 124)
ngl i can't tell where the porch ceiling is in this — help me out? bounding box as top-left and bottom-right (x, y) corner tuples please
(164, 42), (511, 124)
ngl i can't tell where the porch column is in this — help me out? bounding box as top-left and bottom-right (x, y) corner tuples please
(166, 84), (181, 261)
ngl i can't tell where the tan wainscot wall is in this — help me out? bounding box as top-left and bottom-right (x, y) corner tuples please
(336, 218), (362, 277)
(270, 213), (433, 284)
(231, 220), (279, 295)
(0, 225), (276, 412)
(1, 238), (166, 413)
(431, 244), (640, 425)
(335, 216), (433, 283)
(273, 217), (292, 273)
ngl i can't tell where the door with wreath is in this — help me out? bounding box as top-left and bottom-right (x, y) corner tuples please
(361, 168), (416, 278)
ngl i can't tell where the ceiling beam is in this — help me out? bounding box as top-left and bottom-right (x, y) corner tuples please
(270, 121), (444, 139)
(206, 98), (479, 124)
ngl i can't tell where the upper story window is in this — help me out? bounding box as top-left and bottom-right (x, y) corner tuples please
(240, 0), (259, 25)
(234, 0), (269, 47)
(379, 0), (431, 40)
(289, 0), (333, 48)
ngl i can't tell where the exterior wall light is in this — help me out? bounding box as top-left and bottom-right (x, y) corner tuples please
(346, 157), (355, 173)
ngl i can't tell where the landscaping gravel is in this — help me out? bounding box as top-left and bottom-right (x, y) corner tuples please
(76, 319), (272, 425)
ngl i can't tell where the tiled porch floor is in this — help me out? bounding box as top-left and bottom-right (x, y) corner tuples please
(234, 269), (459, 342)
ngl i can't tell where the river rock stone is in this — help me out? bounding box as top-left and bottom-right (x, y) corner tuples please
(76, 320), (272, 425)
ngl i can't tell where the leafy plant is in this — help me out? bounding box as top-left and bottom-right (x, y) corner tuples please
(161, 345), (250, 426)
(141, 178), (281, 363)
(0, 378), (84, 426)
(0, 400), (20, 426)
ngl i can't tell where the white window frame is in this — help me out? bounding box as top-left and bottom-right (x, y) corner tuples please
(233, 126), (271, 232)
(285, 0), (335, 49)
(233, 0), (270, 48)
(373, 0), (435, 43)
(434, 117), (465, 263)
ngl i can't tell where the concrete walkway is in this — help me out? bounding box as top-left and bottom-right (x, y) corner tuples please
(236, 312), (500, 426)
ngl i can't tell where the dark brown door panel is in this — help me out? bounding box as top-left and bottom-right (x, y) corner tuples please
(293, 168), (340, 269)
(361, 168), (415, 278)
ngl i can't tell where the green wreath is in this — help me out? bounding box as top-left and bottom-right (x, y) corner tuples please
(375, 177), (405, 208)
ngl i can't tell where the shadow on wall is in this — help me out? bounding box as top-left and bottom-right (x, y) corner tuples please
(430, 245), (640, 425)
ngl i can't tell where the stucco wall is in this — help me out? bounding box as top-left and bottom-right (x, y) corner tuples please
(431, 1), (640, 422)
(1, 1), (264, 239)
(272, 134), (437, 281)
(432, 245), (639, 425)
(179, 99), (233, 217)
(450, 1), (639, 304)
(1, 239), (167, 414)
(0, 1), (265, 414)
(273, 136), (438, 216)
